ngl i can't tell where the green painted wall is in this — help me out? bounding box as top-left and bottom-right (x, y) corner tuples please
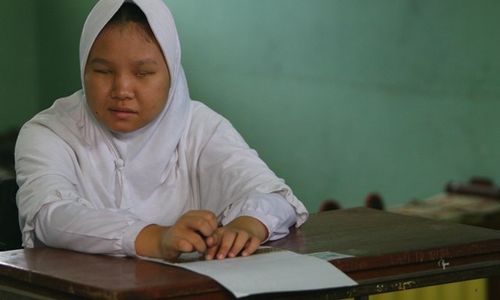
(2, 0), (499, 211)
(36, 1), (96, 110)
(167, 0), (500, 210)
(0, 1), (38, 130)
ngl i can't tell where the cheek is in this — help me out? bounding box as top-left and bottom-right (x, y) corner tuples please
(84, 77), (108, 110)
(143, 92), (168, 118)
(145, 78), (170, 112)
(84, 91), (106, 119)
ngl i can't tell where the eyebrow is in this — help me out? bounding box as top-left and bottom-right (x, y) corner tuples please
(136, 59), (159, 66)
(88, 58), (110, 65)
(87, 58), (160, 66)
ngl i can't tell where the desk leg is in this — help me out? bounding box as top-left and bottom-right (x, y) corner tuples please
(489, 277), (500, 300)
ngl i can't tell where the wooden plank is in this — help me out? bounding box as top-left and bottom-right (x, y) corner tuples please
(1, 207), (500, 299)
(268, 207), (500, 270)
(0, 249), (228, 300)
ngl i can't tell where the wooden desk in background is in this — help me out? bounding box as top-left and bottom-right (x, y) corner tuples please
(1, 207), (500, 299)
(392, 192), (500, 300)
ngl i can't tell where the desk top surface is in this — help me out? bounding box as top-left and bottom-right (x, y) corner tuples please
(391, 193), (500, 228)
(1, 207), (500, 299)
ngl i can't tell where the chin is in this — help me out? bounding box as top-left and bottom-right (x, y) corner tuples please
(106, 123), (137, 134)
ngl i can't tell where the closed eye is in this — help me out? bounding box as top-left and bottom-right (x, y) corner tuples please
(136, 71), (156, 77)
(93, 68), (112, 74)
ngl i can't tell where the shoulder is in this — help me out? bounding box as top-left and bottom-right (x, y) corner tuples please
(17, 91), (85, 154)
(183, 101), (245, 156)
(190, 101), (225, 126)
(24, 91), (84, 131)
(187, 101), (227, 137)
(186, 100), (249, 150)
(187, 100), (245, 142)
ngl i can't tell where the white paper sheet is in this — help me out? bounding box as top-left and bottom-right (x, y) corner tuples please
(142, 248), (357, 298)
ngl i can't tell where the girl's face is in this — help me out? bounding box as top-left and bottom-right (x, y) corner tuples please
(84, 22), (170, 133)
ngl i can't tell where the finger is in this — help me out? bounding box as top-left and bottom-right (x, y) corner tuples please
(204, 229), (222, 260)
(176, 239), (195, 253)
(205, 245), (218, 260)
(205, 235), (215, 248)
(227, 231), (250, 258)
(189, 232), (208, 253)
(205, 230), (221, 248)
(184, 214), (218, 238)
(199, 211), (218, 231)
(189, 210), (218, 232)
(177, 231), (207, 254)
(216, 230), (236, 260)
(241, 236), (261, 257)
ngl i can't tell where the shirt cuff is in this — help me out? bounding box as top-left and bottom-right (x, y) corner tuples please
(222, 193), (297, 242)
(121, 220), (151, 257)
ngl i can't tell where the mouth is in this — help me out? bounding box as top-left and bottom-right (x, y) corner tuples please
(109, 107), (138, 119)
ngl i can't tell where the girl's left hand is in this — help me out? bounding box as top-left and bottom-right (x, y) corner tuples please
(204, 216), (268, 260)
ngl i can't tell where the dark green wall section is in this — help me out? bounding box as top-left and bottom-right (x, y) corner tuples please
(1, 1), (499, 210)
(0, 1), (38, 130)
(36, 1), (96, 111)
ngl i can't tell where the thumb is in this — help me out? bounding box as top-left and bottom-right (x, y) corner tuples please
(205, 229), (222, 248)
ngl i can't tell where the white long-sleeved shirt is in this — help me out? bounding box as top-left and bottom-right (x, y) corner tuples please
(16, 98), (308, 256)
(34, 192), (296, 256)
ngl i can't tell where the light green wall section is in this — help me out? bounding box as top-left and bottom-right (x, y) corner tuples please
(165, 0), (500, 209)
(0, 1), (38, 131)
(1, 0), (499, 211)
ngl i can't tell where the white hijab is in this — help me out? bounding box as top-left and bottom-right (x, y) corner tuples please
(79, 0), (190, 199)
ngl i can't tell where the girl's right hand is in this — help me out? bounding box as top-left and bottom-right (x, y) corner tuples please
(135, 210), (218, 260)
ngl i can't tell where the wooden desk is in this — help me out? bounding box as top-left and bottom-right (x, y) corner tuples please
(1, 207), (500, 299)
(392, 193), (500, 299)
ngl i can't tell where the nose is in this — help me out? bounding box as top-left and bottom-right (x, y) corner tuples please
(111, 73), (134, 100)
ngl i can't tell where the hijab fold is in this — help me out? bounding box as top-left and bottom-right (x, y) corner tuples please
(78, 0), (191, 198)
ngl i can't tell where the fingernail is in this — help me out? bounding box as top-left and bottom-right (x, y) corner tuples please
(217, 254), (224, 260)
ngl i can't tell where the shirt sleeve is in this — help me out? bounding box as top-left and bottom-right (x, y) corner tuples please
(16, 124), (148, 256)
(34, 201), (149, 256)
(196, 113), (308, 238)
(220, 192), (297, 242)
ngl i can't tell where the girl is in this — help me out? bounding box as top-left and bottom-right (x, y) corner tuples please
(15, 0), (308, 260)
